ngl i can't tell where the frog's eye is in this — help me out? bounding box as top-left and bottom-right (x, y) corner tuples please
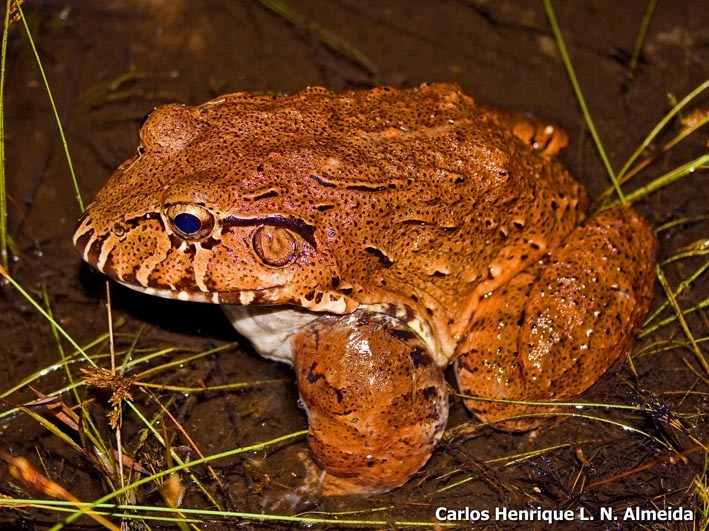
(165, 204), (215, 240)
(252, 225), (299, 267)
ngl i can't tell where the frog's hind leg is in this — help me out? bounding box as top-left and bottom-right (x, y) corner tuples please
(292, 310), (448, 495)
(454, 206), (657, 432)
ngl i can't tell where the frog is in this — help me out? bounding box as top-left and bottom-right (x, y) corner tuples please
(73, 83), (657, 495)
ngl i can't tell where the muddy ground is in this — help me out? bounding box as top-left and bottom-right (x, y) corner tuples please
(0, 1), (707, 529)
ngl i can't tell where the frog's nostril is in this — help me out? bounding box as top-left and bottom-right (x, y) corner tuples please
(112, 222), (126, 238)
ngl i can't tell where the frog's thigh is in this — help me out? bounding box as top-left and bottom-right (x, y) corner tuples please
(292, 310), (448, 495)
(454, 270), (541, 432)
(455, 206), (657, 432)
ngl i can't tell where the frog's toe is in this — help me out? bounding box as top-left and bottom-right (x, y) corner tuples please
(511, 115), (569, 156)
(292, 310), (448, 495)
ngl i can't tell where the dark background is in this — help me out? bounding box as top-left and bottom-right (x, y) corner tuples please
(1, 1), (707, 529)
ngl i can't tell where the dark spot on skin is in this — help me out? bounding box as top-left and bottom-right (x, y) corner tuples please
(304, 291), (315, 301)
(306, 362), (325, 385)
(119, 271), (138, 285)
(364, 246), (393, 267)
(198, 237), (220, 250)
(422, 386), (439, 400)
(316, 204), (335, 211)
(355, 312), (372, 326)
(252, 190), (279, 201)
(172, 276), (198, 291)
(75, 229), (97, 261)
(389, 328), (416, 342)
(517, 311), (526, 327)
(310, 173), (336, 187)
(169, 233), (186, 247)
(331, 276), (340, 288)
(88, 235), (114, 268)
(410, 348), (431, 367)
(457, 359), (477, 374)
(346, 183), (388, 192)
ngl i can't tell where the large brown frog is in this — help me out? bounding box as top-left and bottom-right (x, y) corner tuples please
(73, 83), (657, 495)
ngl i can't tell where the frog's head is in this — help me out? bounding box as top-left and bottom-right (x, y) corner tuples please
(74, 101), (356, 314)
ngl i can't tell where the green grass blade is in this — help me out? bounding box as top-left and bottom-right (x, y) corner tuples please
(256, 0), (379, 79)
(52, 430), (309, 530)
(628, 0), (659, 74)
(542, 0), (624, 203)
(0, 265), (96, 367)
(624, 152), (709, 203)
(617, 79), (709, 180)
(0, 0), (11, 270)
(15, 0), (83, 212)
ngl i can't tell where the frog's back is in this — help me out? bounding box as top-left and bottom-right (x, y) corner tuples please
(196, 84), (588, 358)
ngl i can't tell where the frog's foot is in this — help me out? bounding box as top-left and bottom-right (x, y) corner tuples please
(511, 115), (569, 156)
(455, 206), (657, 432)
(291, 309), (448, 495)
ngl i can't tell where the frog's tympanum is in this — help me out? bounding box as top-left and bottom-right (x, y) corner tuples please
(74, 84), (657, 495)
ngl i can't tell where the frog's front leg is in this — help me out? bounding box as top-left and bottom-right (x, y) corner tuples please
(292, 310), (448, 495)
(455, 206), (657, 431)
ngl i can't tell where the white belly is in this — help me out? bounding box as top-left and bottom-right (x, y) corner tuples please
(222, 305), (321, 364)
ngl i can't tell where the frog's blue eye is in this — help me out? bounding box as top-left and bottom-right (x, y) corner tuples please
(174, 212), (201, 235)
(165, 204), (215, 240)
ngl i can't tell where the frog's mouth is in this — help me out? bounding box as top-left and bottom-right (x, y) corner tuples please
(112, 277), (353, 314)
(114, 279), (282, 306)
(115, 280), (225, 304)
